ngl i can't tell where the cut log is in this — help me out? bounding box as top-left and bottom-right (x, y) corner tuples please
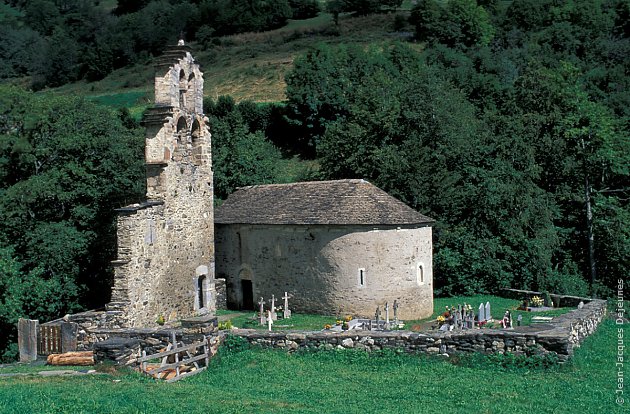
(47, 351), (94, 366)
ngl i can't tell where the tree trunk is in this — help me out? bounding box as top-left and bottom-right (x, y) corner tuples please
(585, 175), (596, 295)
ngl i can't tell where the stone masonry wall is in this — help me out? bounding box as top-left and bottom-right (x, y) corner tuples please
(109, 46), (214, 328)
(216, 224), (433, 320)
(231, 299), (607, 362)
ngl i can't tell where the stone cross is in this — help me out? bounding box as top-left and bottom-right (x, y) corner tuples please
(270, 294), (278, 321)
(282, 291), (291, 319)
(267, 310), (273, 331)
(375, 306), (381, 324)
(385, 302), (390, 329)
(393, 300), (399, 325)
(478, 303), (485, 323)
(258, 297), (266, 325)
(485, 302), (492, 321)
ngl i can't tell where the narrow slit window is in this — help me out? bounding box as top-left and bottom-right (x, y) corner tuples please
(358, 268), (366, 287)
(417, 263), (424, 286)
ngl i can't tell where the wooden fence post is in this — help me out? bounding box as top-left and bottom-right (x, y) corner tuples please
(18, 319), (39, 362)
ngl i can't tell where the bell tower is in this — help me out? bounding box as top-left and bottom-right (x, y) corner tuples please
(109, 41), (215, 327)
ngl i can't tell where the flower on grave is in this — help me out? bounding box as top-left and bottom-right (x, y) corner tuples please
(342, 322), (349, 330)
(324, 324), (332, 330)
(531, 296), (544, 307)
(442, 311), (450, 318)
(336, 320), (342, 325)
(436, 315), (446, 325)
(344, 315), (353, 322)
(156, 315), (165, 326)
(465, 304), (472, 311)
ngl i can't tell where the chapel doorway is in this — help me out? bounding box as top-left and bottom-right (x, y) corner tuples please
(241, 280), (254, 310)
(198, 275), (206, 309)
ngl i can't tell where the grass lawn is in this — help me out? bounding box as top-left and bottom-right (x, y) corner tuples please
(217, 295), (574, 331)
(0, 318), (622, 413)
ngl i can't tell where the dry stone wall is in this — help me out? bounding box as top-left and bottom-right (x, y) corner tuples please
(216, 224), (433, 319)
(232, 299), (607, 362)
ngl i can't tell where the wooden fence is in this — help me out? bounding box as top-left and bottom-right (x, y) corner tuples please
(134, 334), (210, 383)
(38, 325), (62, 355)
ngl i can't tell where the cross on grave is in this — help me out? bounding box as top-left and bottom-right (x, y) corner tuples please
(385, 302), (390, 329)
(270, 294), (278, 321)
(267, 310), (273, 331)
(393, 300), (399, 325)
(282, 291), (291, 319)
(258, 297), (266, 325)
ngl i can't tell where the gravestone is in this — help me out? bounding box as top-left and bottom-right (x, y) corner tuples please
(385, 302), (390, 329)
(282, 292), (291, 319)
(485, 302), (492, 321)
(60, 321), (78, 353)
(375, 306), (381, 324)
(18, 318), (38, 362)
(258, 297), (266, 325)
(517, 314), (522, 326)
(267, 310), (273, 331)
(270, 295), (278, 321)
(393, 300), (399, 325)
(478, 303), (485, 322)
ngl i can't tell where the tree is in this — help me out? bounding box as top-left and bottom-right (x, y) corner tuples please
(208, 98), (284, 199)
(410, 0), (495, 48)
(288, 43), (562, 295)
(0, 86), (145, 358)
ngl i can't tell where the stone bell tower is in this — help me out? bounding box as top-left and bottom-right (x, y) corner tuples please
(108, 41), (215, 327)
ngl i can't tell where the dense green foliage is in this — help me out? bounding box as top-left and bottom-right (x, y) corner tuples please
(0, 318), (622, 413)
(205, 96), (285, 199)
(0, 0), (298, 88)
(0, 86), (145, 361)
(286, 0), (629, 297)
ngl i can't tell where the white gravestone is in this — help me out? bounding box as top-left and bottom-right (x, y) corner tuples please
(282, 292), (291, 319)
(259, 297), (266, 325)
(270, 294), (278, 321)
(485, 302), (492, 321)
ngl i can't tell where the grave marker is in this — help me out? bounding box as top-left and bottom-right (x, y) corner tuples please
(485, 302), (492, 321)
(18, 318), (38, 362)
(270, 295), (278, 321)
(258, 297), (266, 325)
(282, 292), (291, 319)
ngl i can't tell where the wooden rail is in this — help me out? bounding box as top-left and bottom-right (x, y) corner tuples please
(134, 334), (210, 383)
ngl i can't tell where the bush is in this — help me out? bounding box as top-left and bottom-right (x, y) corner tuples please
(288, 0), (320, 20)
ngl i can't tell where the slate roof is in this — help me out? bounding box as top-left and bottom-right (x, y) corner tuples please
(215, 179), (434, 226)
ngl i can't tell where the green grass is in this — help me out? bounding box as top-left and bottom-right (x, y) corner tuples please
(0, 318), (622, 413)
(227, 312), (334, 331)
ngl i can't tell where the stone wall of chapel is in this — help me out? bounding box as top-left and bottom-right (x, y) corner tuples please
(215, 224), (433, 320)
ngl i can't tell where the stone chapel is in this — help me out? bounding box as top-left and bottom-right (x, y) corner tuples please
(106, 43), (434, 326)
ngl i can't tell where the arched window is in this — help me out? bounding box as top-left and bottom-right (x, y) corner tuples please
(358, 268), (366, 287)
(417, 263), (425, 286)
(191, 119), (202, 165)
(176, 117), (187, 144)
(186, 72), (196, 112)
(178, 69), (186, 108)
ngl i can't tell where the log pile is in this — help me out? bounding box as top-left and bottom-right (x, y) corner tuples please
(47, 351), (94, 366)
